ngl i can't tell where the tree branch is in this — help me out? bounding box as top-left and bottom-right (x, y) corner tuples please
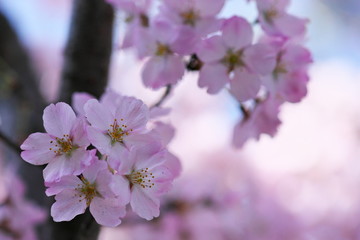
(52, 0), (115, 239)
(0, 130), (21, 154)
(59, 0), (115, 103)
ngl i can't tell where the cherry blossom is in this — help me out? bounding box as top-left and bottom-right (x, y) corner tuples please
(84, 94), (150, 162)
(262, 42), (312, 103)
(197, 16), (276, 101)
(20, 102), (93, 183)
(158, 0), (225, 54)
(112, 146), (181, 220)
(255, 0), (308, 38)
(46, 159), (129, 227)
(233, 95), (283, 148)
(141, 19), (186, 89)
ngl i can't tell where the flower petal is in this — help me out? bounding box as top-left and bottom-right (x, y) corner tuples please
(20, 133), (54, 165)
(72, 92), (94, 116)
(230, 69), (261, 102)
(198, 63), (229, 94)
(195, 0), (225, 16)
(142, 55), (185, 89)
(51, 189), (86, 222)
(130, 185), (160, 220)
(45, 176), (81, 196)
(84, 99), (114, 131)
(43, 102), (76, 137)
(244, 43), (276, 75)
(90, 197), (126, 227)
(197, 35), (226, 63)
(222, 16), (253, 50)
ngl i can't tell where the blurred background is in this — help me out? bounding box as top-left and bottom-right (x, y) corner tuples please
(1, 0), (360, 239)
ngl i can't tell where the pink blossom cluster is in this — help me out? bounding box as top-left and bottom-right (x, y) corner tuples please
(0, 169), (46, 240)
(20, 90), (181, 227)
(107, 0), (312, 147)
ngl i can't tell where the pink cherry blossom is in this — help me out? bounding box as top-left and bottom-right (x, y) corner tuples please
(20, 102), (93, 183)
(0, 170), (45, 240)
(141, 19), (185, 89)
(158, 0), (225, 54)
(46, 159), (129, 227)
(112, 146), (181, 220)
(197, 16), (276, 102)
(255, 0), (308, 38)
(84, 93), (152, 165)
(107, 0), (153, 58)
(233, 95), (283, 148)
(262, 43), (312, 103)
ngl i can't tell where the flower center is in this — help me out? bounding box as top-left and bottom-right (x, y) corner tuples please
(107, 119), (132, 144)
(273, 62), (287, 79)
(49, 134), (76, 156)
(155, 43), (172, 56)
(263, 8), (278, 23)
(127, 168), (155, 189)
(222, 50), (245, 72)
(180, 9), (199, 26)
(75, 176), (99, 207)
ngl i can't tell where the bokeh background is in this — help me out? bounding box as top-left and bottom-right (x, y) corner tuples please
(1, 0), (360, 239)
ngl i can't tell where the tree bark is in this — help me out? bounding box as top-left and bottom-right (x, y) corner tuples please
(59, 0), (115, 103)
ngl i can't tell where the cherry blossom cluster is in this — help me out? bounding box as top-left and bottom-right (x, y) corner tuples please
(0, 169), (45, 240)
(20, 90), (181, 227)
(107, 0), (312, 147)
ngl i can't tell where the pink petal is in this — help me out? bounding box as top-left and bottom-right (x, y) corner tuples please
(114, 96), (149, 130)
(198, 63), (229, 94)
(109, 175), (131, 204)
(142, 55), (185, 89)
(195, 0), (225, 16)
(71, 117), (90, 148)
(130, 185), (160, 220)
(150, 122), (175, 146)
(20, 133), (54, 165)
(162, 0), (190, 14)
(84, 99), (114, 131)
(244, 43), (276, 75)
(43, 102), (76, 137)
(51, 189), (87, 222)
(196, 35), (226, 63)
(43, 149), (91, 183)
(86, 127), (112, 154)
(82, 159), (107, 183)
(149, 107), (171, 119)
(221, 16), (253, 50)
(171, 26), (199, 55)
(72, 92), (94, 116)
(281, 45), (312, 71)
(274, 13), (307, 38)
(90, 197), (126, 227)
(232, 120), (254, 148)
(45, 176), (81, 196)
(280, 70), (308, 103)
(230, 69), (261, 102)
(151, 18), (178, 44)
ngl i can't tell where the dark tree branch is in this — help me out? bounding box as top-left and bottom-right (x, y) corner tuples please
(52, 0), (115, 239)
(0, 130), (21, 154)
(151, 85), (172, 108)
(59, 0), (115, 103)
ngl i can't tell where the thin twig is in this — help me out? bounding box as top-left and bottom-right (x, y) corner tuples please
(151, 84), (172, 108)
(0, 131), (21, 154)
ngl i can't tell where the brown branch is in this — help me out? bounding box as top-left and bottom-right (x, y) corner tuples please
(52, 0), (115, 239)
(58, 0), (115, 103)
(151, 85), (172, 108)
(0, 130), (21, 154)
